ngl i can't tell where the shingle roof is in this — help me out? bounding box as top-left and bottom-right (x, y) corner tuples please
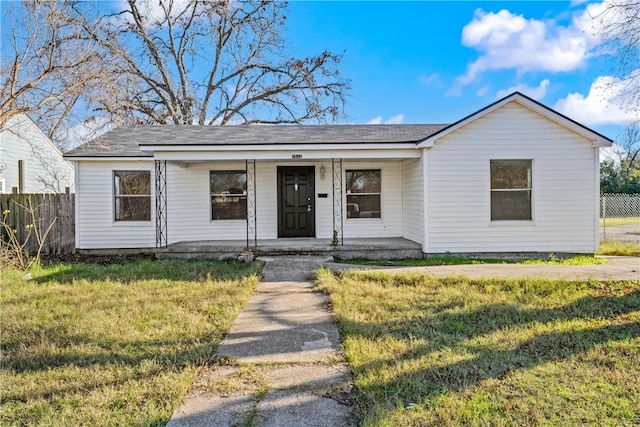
(64, 124), (448, 157)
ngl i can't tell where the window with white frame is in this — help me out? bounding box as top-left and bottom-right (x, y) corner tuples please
(345, 169), (381, 218)
(490, 160), (532, 220)
(114, 171), (151, 221)
(210, 171), (247, 220)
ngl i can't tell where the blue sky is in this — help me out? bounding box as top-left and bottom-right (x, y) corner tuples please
(284, 1), (639, 141)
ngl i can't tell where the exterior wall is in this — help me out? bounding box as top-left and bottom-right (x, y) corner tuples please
(167, 162), (247, 242)
(426, 102), (599, 253)
(164, 159), (403, 243)
(253, 161), (334, 240)
(401, 157), (423, 244)
(0, 115), (74, 193)
(342, 160), (403, 238)
(75, 160), (155, 249)
(165, 161), (336, 243)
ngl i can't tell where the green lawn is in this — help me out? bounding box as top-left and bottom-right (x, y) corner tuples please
(600, 217), (640, 227)
(338, 255), (607, 267)
(0, 258), (263, 426)
(316, 269), (640, 426)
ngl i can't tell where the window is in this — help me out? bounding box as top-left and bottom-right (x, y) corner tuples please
(114, 171), (151, 221)
(490, 160), (532, 220)
(346, 169), (381, 218)
(211, 171), (247, 220)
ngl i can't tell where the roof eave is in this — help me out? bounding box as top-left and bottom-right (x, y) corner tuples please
(138, 142), (420, 152)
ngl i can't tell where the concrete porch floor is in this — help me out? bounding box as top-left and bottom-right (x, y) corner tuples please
(156, 237), (423, 260)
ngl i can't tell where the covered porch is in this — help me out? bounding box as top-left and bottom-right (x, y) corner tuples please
(156, 237), (423, 260)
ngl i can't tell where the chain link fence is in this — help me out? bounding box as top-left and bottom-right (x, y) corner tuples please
(600, 193), (640, 242)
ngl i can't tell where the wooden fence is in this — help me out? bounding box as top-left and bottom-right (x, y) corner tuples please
(1, 193), (75, 255)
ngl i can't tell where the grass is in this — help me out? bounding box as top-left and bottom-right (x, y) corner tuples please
(598, 240), (640, 256)
(338, 254), (607, 267)
(338, 256), (508, 267)
(316, 268), (640, 426)
(0, 258), (263, 426)
(600, 217), (640, 227)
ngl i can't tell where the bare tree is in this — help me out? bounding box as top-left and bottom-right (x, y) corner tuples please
(64, 0), (349, 126)
(616, 121), (640, 177)
(601, 121), (640, 193)
(0, 1), (116, 142)
(591, 0), (640, 113)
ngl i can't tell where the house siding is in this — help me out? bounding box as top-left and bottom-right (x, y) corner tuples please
(163, 160), (403, 242)
(401, 157), (423, 244)
(165, 161), (336, 242)
(426, 102), (599, 253)
(1, 115), (74, 193)
(343, 160), (403, 238)
(166, 162), (244, 242)
(311, 161), (334, 238)
(75, 161), (155, 249)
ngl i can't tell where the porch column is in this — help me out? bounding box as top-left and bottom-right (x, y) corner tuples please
(155, 160), (167, 248)
(332, 158), (344, 245)
(246, 159), (257, 248)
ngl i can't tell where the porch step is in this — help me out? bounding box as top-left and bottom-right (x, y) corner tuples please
(156, 238), (424, 261)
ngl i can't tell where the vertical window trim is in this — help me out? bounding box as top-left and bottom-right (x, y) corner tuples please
(490, 159), (533, 221)
(210, 170), (248, 221)
(345, 169), (382, 219)
(113, 170), (152, 222)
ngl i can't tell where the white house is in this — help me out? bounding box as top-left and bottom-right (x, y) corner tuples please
(64, 93), (612, 255)
(0, 114), (75, 194)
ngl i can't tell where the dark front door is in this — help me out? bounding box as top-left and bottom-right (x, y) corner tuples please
(277, 166), (315, 238)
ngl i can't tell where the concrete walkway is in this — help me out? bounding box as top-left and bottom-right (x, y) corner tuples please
(166, 254), (638, 427)
(166, 256), (354, 427)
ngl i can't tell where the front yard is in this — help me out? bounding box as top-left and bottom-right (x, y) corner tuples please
(0, 258), (262, 426)
(3, 256), (638, 426)
(317, 269), (640, 426)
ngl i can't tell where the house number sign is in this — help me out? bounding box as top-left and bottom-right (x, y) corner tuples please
(291, 154), (303, 159)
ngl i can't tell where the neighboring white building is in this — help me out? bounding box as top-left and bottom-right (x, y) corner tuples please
(64, 93), (612, 255)
(0, 114), (75, 193)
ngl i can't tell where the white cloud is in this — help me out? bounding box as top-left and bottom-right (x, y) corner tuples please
(496, 79), (550, 100)
(572, 1), (615, 42)
(116, 0), (197, 26)
(419, 73), (441, 86)
(366, 114), (405, 125)
(457, 8), (595, 85)
(554, 74), (640, 126)
(61, 116), (115, 150)
(477, 85), (490, 97)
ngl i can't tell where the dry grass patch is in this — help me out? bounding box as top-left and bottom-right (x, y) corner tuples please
(316, 269), (640, 426)
(0, 258), (262, 426)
